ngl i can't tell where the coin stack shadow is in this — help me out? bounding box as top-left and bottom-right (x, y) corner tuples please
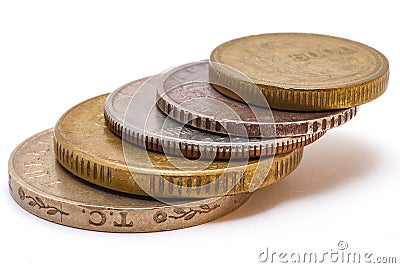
(8, 33), (389, 232)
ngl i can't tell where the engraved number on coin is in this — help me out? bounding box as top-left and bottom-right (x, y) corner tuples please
(289, 46), (357, 62)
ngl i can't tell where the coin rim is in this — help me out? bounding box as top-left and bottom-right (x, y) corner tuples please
(210, 32), (389, 110)
(105, 75), (325, 158)
(210, 32), (389, 88)
(8, 129), (252, 232)
(157, 61), (358, 137)
(54, 94), (304, 198)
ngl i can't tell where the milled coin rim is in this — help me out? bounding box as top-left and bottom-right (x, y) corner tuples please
(210, 33), (389, 110)
(210, 32), (389, 89)
(157, 61), (358, 137)
(104, 75), (324, 159)
(54, 94), (304, 198)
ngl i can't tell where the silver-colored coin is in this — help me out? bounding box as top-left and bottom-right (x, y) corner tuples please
(158, 61), (358, 138)
(104, 75), (325, 160)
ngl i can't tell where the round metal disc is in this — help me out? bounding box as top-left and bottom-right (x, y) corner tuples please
(104, 75), (324, 159)
(55, 94), (304, 198)
(209, 33), (389, 111)
(8, 129), (251, 233)
(158, 61), (358, 137)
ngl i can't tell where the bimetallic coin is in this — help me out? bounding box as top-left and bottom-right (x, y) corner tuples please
(210, 33), (389, 111)
(54, 94), (304, 198)
(8, 129), (251, 232)
(158, 61), (357, 138)
(105, 75), (324, 159)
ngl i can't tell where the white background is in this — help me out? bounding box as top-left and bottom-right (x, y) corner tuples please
(0, 0), (399, 267)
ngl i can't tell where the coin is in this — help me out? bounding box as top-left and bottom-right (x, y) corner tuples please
(158, 61), (357, 137)
(54, 94), (303, 198)
(105, 75), (324, 160)
(8, 129), (251, 232)
(210, 33), (389, 111)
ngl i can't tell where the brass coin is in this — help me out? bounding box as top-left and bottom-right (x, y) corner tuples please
(8, 129), (251, 232)
(104, 75), (323, 160)
(158, 61), (356, 137)
(54, 94), (303, 198)
(210, 33), (389, 111)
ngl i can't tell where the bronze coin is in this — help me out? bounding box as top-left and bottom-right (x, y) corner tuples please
(158, 61), (358, 138)
(209, 33), (389, 111)
(56, 94), (304, 198)
(104, 74), (324, 160)
(8, 129), (252, 232)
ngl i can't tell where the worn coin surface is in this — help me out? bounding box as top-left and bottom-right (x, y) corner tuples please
(210, 33), (389, 111)
(105, 75), (324, 159)
(158, 61), (357, 137)
(54, 94), (303, 198)
(8, 129), (251, 232)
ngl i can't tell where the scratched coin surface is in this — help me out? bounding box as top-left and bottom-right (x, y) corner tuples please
(210, 33), (389, 111)
(105, 75), (323, 159)
(8, 129), (251, 232)
(158, 61), (357, 137)
(55, 94), (303, 198)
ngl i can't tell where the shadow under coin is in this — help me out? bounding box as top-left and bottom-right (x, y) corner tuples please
(215, 132), (383, 223)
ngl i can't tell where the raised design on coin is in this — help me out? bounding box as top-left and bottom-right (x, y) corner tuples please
(158, 61), (357, 137)
(210, 33), (389, 110)
(8, 129), (252, 232)
(105, 73), (323, 159)
(53, 94), (303, 198)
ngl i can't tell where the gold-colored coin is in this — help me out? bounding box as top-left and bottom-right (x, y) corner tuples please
(210, 33), (389, 111)
(54, 94), (303, 198)
(8, 129), (251, 232)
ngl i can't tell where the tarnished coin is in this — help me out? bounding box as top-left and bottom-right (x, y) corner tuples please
(105, 75), (324, 159)
(55, 94), (303, 198)
(210, 33), (389, 111)
(158, 61), (357, 137)
(8, 129), (251, 232)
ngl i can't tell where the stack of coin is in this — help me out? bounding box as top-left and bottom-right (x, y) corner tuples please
(8, 33), (389, 233)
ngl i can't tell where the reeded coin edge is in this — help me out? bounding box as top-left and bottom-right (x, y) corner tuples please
(105, 105), (322, 159)
(209, 65), (388, 111)
(54, 127), (304, 198)
(209, 33), (389, 111)
(210, 33), (389, 87)
(54, 94), (304, 198)
(156, 87), (357, 137)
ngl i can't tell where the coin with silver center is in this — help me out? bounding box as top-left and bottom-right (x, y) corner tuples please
(105, 75), (324, 160)
(8, 129), (252, 233)
(158, 61), (358, 138)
